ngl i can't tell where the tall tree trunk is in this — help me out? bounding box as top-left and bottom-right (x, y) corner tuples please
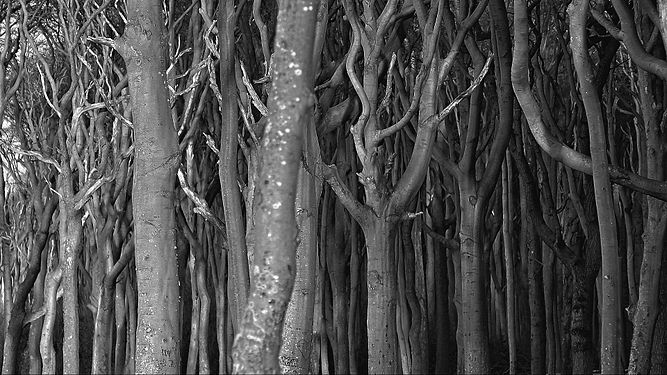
(27, 250), (47, 374)
(569, 2), (622, 372)
(218, 0), (249, 332)
(571, 262), (598, 374)
(628, 51), (667, 375)
(363, 217), (400, 374)
(231, 1), (318, 372)
(0, 152), (6, 373)
(279, 15), (325, 364)
(502, 157), (517, 374)
(280, 150), (320, 374)
(650, 248), (667, 373)
(458, 177), (490, 374)
(57, 172), (83, 374)
(40, 267), (62, 375)
(121, 1), (181, 372)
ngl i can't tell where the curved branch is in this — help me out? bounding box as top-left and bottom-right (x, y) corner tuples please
(512, 0), (667, 201)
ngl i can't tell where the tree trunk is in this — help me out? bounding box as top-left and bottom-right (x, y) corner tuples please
(569, 2), (622, 372)
(363, 217), (400, 374)
(502, 157), (517, 374)
(91, 277), (115, 374)
(218, 0), (249, 332)
(650, 249), (667, 373)
(122, 1), (181, 372)
(458, 178), (490, 374)
(231, 1), (317, 372)
(280, 110), (322, 375)
(527, 225), (546, 374)
(27, 249), (47, 374)
(57, 183), (83, 374)
(40, 267), (62, 375)
(628, 54), (667, 375)
(0, 155), (6, 373)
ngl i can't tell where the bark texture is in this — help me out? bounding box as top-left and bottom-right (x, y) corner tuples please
(122, 2), (181, 372)
(231, 0), (318, 372)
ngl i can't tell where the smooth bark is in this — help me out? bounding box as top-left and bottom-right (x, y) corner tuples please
(122, 1), (181, 372)
(218, 0), (249, 331)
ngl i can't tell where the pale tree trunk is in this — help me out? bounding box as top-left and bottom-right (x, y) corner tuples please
(40, 267), (62, 375)
(27, 250), (47, 374)
(363, 217), (400, 374)
(569, 2), (622, 372)
(458, 177), (490, 374)
(0, 156), (6, 373)
(628, 43), (667, 375)
(231, 0), (318, 372)
(218, 0), (249, 332)
(279, 161), (320, 373)
(57, 167), (83, 374)
(280, 1), (327, 370)
(121, 1), (181, 372)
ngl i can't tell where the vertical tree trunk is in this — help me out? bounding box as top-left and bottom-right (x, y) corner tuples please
(431, 190), (455, 374)
(527, 225), (546, 374)
(363, 217), (400, 374)
(40, 267), (62, 375)
(0, 153), (6, 373)
(121, 1), (181, 372)
(57, 172), (83, 374)
(502, 157), (517, 374)
(569, 2), (622, 372)
(218, 0), (249, 332)
(650, 250), (667, 373)
(231, 1), (318, 372)
(571, 262), (598, 374)
(280, 157), (319, 374)
(543, 243), (557, 374)
(628, 55), (667, 375)
(279, 6), (325, 363)
(458, 178), (490, 374)
(27, 250), (46, 374)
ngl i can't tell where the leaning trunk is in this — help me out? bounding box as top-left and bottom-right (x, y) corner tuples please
(280, 118), (321, 374)
(231, 1), (317, 371)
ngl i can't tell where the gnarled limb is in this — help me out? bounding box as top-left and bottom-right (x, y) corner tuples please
(512, 0), (667, 201)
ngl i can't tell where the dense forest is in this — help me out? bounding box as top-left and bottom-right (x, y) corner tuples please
(0, 0), (665, 374)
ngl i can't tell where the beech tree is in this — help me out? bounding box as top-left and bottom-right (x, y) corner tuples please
(0, 0), (666, 374)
